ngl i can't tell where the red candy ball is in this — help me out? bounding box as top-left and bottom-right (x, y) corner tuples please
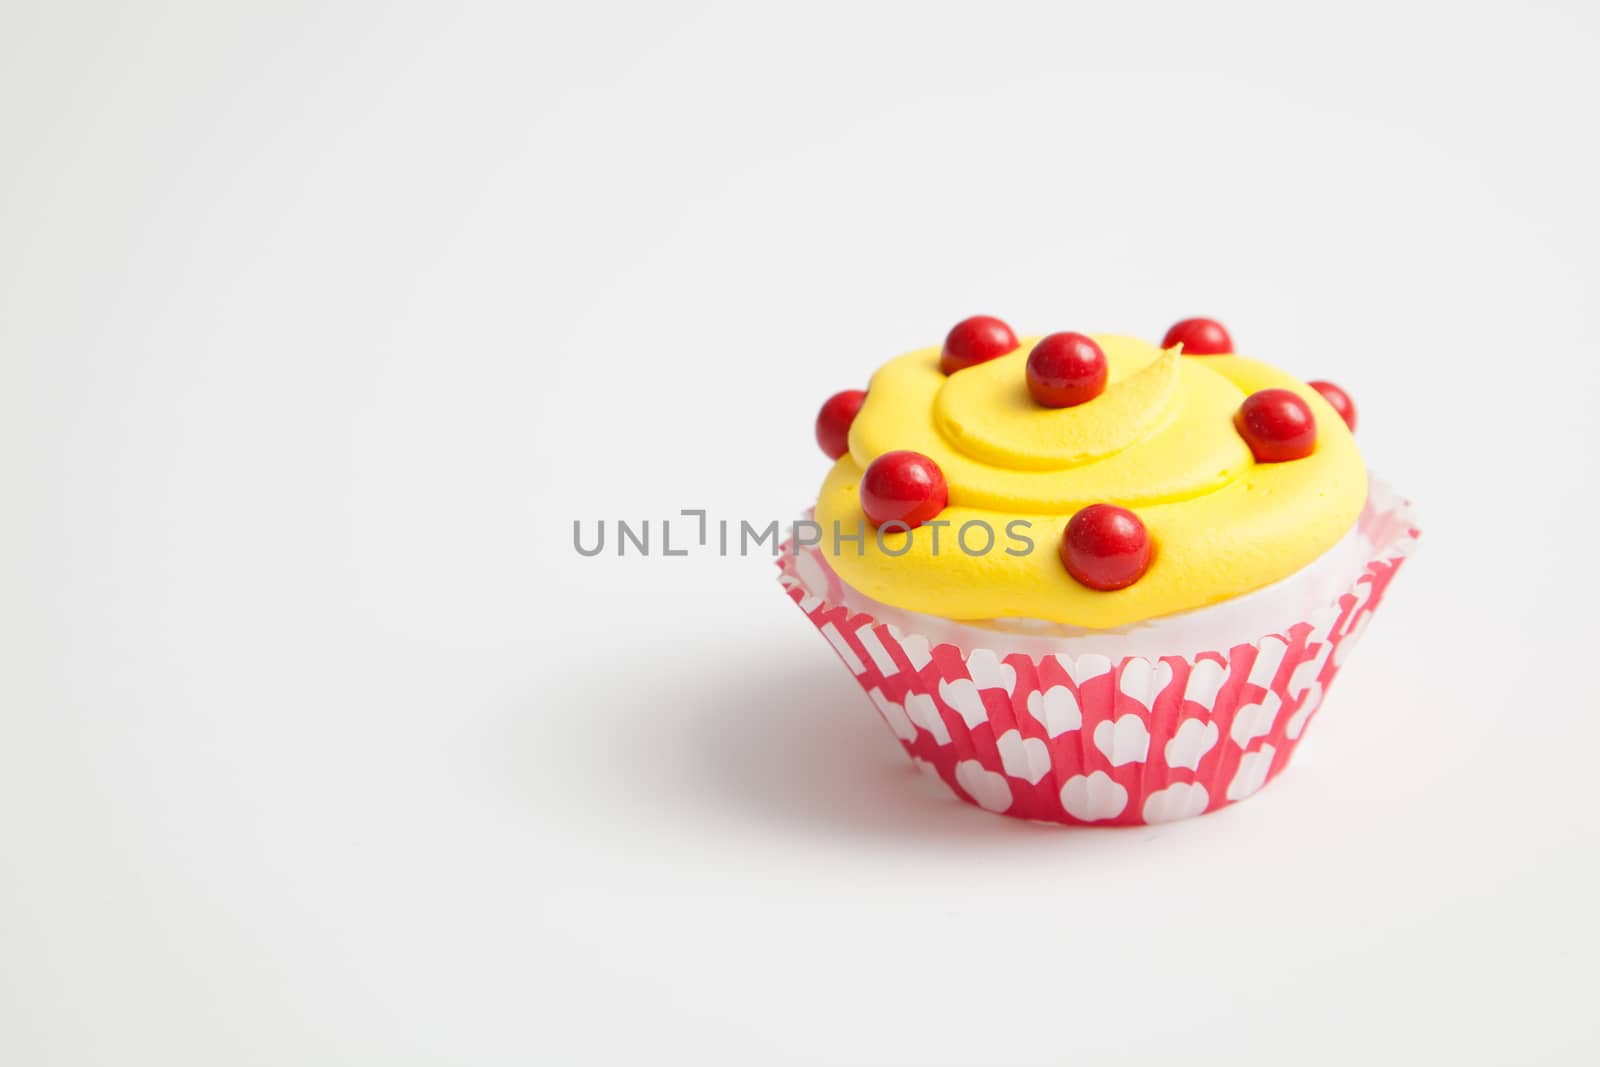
(815, 389), (866, 459)
(860, 451), (948, 530)
(1060, 504), (1153, 591)
(1026, 333), (1108, 408)
(1308, 380), (1357, 431)
(1234, 388), (1318, 462)
(940, 315), (1018, 374)
(1162, 317), (1233, 355)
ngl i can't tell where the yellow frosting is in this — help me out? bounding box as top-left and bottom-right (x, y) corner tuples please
(814, 334), (1366, 628)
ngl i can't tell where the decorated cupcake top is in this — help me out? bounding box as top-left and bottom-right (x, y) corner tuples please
(811, 316), (1366, 629)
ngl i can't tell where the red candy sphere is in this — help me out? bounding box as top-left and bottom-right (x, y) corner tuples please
(860, 450), (948, 530)
(1308, 380), (1357, 432)
(1026, 333), (1108, 408)
(815, 389), (866, 459)
(1234, 388), (1318, 462)
(1060, 504), (1153, 591)
(1162, 317), (1233, 355)
(940, 315), (1018, 374)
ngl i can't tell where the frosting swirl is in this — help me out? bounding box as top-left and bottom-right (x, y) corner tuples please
(814, 334), (1366, 628)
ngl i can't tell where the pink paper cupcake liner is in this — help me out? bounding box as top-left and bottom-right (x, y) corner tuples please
(777, 477), (1420, 826)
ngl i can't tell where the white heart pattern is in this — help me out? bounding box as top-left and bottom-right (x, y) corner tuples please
(1052, 652), (1111, 688)
(903, 692), (949, 745)
(1141, 782), (1210, 823)
(1060, 771), (1128, 821)
(1285, 683), (1322, 740)
(1306, 605), (1342, 648)
(955, 760), (1013, 812)
(963, 649), (1017, 693)
(1118, 657), (1175, 710)
(1092, 716), (1151, 766)
(780, 478), (1418, 826)
(1164, 718), (1219, 771)
(1247, 635), (1289, 689)
(1346, 578), (1375, 620)
(1333, 612), (1370, 667)
(936, 678), (991, 729)
(867, 687), (917, 742)
(1183, 658), (1228, 709)
(1287, 642), (1332, 699)
(1025, 685), (1082, 737)
(888, 626), (934, 671)
(1229, 691), (1282, 749)
(1227, 743), (1277, 800)
(995, 729), (1052, 784)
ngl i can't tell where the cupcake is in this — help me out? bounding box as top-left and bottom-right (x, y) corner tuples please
(780, 315), (1419, 825)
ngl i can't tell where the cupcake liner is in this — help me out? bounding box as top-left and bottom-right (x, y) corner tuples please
(777, 476), (1420, 826)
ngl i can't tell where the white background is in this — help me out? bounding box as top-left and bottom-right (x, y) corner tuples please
(2, 2), (1597, 1064)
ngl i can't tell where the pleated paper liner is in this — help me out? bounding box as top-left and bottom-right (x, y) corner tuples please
(778, 476), (1419, 825)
